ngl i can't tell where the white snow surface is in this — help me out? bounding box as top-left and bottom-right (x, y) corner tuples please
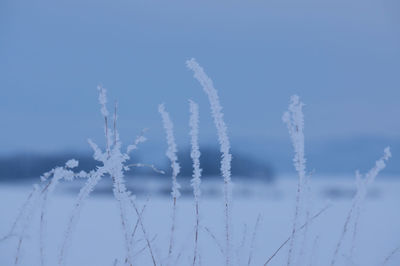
(0, 176), (399, 266)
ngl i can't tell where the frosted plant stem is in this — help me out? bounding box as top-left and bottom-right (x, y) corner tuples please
(282, 95), (307, 266)
(203, 226), (224, 255)
(331, 193), (356, 266)
(236, 224), (248, 266)
(126, 163), (165, 175)
(331, 147), (391, 266)
(15, 186), (42, 266)
(59, 88), (109, 266)
(1, 184), (41, 242)
(247, 214), (261, 266)
(158, 104), (181, 265)
(193, 203), (200, 266)
(224, 184), (230, 266)
(98, 85), (111, 156)
(308, 236), (320, 266)
(287, 180), (301, 266)
(187, 59), (233, 266)
(113, 187), (132, 266)
(298, 172), (313, 265)
(59, 169), (104, 266)
(168, 197), (177, 263)
(264, 205), (330, 266)
(349, 203), (361, 260)
(189, 100), (202, 266)
(129, 198), (157, 266)
(174, 227), (196, 266)
(382, 246), (400, 266)
(129, 198), (149, 247)
(40, 170), (65, 266)
(40, 190), (48, 266)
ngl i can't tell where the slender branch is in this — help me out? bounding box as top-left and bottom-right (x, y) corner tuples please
(126, 163), (165, 175)
(264, 205), (331, 266)
(168, 196), (177, 262)
(203, 226), (224, 255)
(248, 214), (262, 266)
(130, 198), (157, 266)
(129, 198), (149, 248)
(382, 246), (400, 266)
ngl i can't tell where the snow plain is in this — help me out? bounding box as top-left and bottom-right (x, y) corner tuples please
(1, 176), (399, 266)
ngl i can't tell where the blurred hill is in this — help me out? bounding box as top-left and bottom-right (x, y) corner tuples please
(0, 148), (274, 182)
(0, 136), (399, 182)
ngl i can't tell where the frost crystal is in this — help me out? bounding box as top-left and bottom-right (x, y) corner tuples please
(187, 58), (233, 266)
(282, 95), (306, 182)
(97, 85), (109, 117)
(159, 103), (181, 199)
(283, 95), (308, 266)
(189, 100), (202, 200)
(331, 147), (391, 266)
(65, 159), (79, 169)
(186, 59), (232, 187)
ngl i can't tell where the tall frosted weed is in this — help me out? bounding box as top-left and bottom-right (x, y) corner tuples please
(59, 87), (155, 266)
(282, 95), (310, 266)
(10, 160), (86, 266)
(187, 58), (233, 266)
(331, 147), (391, 266)
(188, 100), (202, 266)
(158, 103), (181, 265)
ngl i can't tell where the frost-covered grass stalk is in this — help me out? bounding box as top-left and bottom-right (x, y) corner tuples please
(263, 204), (331, 266)
(247, 214), (261, 266)
(5, 159), (85, 266)
(331, 147), (391, 266)
(59, 86), (153, 266)
(59, 168), (105, 266)
(186, 58), (233, 266)
(39, 160), (82, 266)
(13, 185), (41, 266)
(158, 103), (181, 264)
(382, 246), (400, 266)
(188, 100), (202, 266)
(282, 95), (308, 266)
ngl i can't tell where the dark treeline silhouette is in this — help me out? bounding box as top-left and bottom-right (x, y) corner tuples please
(0, 148), (274, 182)
(174, 147), (274, 182)
(0, 153), (101, 181)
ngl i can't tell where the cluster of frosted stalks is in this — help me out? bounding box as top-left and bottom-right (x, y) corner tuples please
(1, 59), (395, 266)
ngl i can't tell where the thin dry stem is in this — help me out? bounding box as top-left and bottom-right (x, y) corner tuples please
(248, 214), (262, 266)
(40, 191), (48, 266)
(130, 198), (149, 248)
(168, 197), (177, 264)
(174, 227), (196, 266)
(264, 205), (331, 266)
(112, 176), (133, 266)
(382, 246), (400, 266)
(203, 226), (224, 255)
(130, 198), (157, 266)
(126, 163), (165, 175)
(287, 178), (302, 266)
(192, 202), (200, 266)
(331, 199), (357, 266)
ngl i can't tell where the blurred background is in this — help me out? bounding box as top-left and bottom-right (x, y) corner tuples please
(1, 2), (400, 265)
(0, 0), (399, 186)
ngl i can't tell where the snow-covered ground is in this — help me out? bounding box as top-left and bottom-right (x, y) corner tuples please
(1, 176), (399, 266)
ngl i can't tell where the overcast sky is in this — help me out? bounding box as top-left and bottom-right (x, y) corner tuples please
(1, 0), (399, 153)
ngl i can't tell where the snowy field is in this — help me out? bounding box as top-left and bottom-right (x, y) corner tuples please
(1, 176), (399, 266)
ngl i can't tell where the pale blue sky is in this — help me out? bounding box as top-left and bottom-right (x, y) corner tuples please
(1, 0), (399, 154)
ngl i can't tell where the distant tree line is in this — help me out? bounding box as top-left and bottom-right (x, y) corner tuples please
(0, 148), (274, 182)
